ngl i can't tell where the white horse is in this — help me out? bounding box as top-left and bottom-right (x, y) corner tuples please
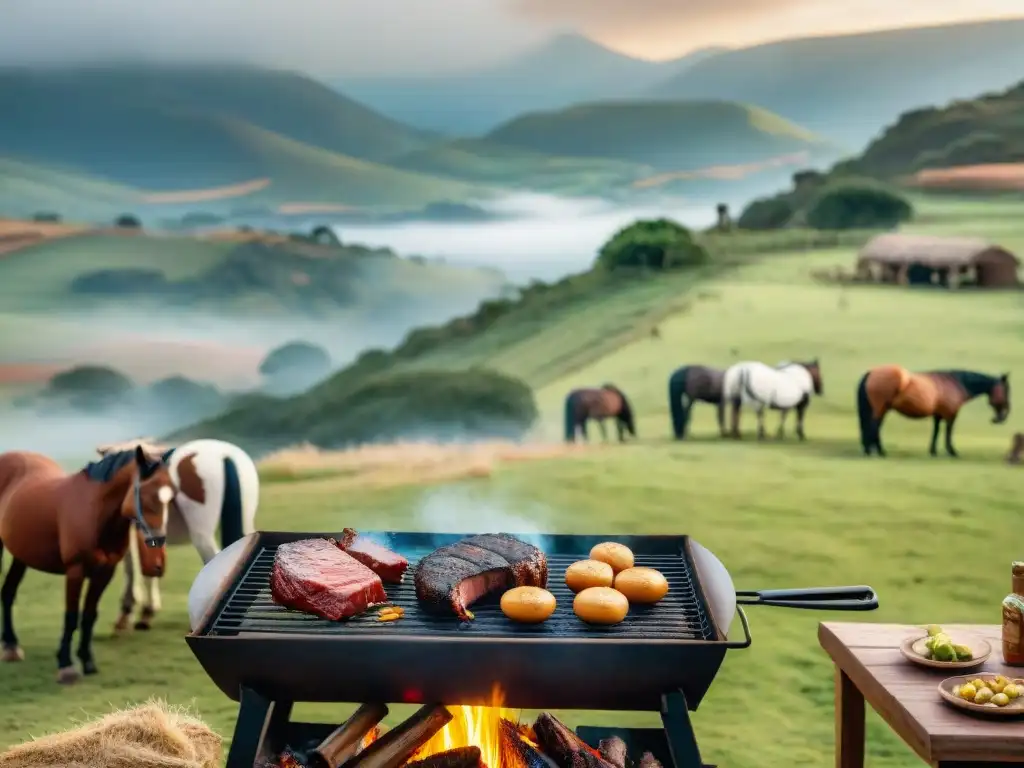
(721, 359), (823, 440)
(95, 438), (260, 631)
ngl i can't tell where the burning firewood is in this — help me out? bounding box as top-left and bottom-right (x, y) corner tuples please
(637, 753), (661, 768)
(533, 714), (616, 768)
(499, 718), (558, 768)
(597, 738), (627, 768)
(308, 703), (390, 768)
(340, 703), (452, 768)
(406, 746), (482, 768)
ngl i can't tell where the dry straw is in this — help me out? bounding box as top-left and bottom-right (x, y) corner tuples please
(0, 700), (221, 768)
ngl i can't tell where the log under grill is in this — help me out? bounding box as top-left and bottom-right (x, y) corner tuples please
(187, 531), (876, 768)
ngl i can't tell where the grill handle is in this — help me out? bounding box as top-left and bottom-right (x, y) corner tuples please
(723, 605), (752, 649)
(736, 585), (878, 611)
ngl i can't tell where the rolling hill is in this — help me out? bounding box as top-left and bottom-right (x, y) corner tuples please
(482, 100), (836, 171)
(648, 18), (1024, 149)
(338, 34), (727, 136)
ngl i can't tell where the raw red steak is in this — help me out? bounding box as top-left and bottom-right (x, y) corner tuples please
(270, 538), (387, 620)
(339, 528), (409, 583)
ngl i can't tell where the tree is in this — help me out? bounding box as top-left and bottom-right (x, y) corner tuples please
(805, 184), (913, 230)
(259, 341), (331, 379)
(114, 213), (142, 229)
(596, 219), (707, 271)
(737, 196), (795, 230)
(48, 365), (134, 396)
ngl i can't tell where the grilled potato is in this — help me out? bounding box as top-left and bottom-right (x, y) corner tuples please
(573, 587), (629, 625)
(501, 586), (557, 624)
(565, 559), (615, 592)
(589, 542), (634, 574)
(614, 567), (669, 604)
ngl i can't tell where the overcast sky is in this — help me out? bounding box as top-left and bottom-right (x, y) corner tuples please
(1, 0), (1022, 76)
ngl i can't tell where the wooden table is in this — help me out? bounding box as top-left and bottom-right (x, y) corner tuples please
(820, 623), (1024, 767)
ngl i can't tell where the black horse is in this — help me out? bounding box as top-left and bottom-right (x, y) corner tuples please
(564, 384), (636, 443)
(668, 365), (727, 439)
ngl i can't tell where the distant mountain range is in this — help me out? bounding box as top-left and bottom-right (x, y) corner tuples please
(337, 34), (728, 136)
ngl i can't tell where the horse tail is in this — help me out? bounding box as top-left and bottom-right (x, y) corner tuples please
(220, 456), (244, 549)
(564, 392), (579, 443)
(856, 371), (873, 452)
(668, 367), (689, 439)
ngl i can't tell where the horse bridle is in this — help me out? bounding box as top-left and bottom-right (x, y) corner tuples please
(133, 473), (167, 549)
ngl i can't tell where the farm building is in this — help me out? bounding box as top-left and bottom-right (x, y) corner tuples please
(855, 234), (1019, 288)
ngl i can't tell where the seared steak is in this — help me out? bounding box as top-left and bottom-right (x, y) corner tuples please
(414, 534), (548, 620)
(339, 528), (409, 583)
(463, 533), (548, 587)
(271, 538), (387, 620)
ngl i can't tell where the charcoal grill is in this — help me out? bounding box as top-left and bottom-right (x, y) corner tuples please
(186, 531), (878, 768)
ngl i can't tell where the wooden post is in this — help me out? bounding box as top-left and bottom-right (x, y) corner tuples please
(834, 667), (865, 768)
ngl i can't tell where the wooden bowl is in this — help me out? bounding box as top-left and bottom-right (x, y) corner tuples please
(938, 675), (1024, 717)
(900, 633), (991, 670)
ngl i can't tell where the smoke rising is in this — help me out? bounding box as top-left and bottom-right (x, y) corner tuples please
(414, 485), (554, 549)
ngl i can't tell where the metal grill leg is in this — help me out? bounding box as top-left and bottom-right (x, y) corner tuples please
(226, 686), (294, 768)
(661, 690), (703, 768)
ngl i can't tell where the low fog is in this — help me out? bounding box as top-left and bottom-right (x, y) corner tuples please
(335, 193), (718, 282)
(1, 193), (726, 462)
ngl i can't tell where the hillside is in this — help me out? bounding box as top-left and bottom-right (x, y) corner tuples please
(338, 34), (727, 135)
(390, 137), (648, 194)
(483, 100), (834, 171)
(649, 18), (1024, 149)
(841, 80), (1024, 179)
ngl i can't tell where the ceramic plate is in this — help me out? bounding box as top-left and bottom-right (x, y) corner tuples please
(900, 633), (991, 670)
(938, 675), (1024, 716)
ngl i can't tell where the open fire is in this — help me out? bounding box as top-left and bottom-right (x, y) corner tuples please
(267, 688), (663, 768)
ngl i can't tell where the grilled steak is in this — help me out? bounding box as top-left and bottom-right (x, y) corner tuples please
(463, 533), (548, 587)
(271, 538), (387, 620)
(339, 528), (409, 583)
(414, 534), (548, 620)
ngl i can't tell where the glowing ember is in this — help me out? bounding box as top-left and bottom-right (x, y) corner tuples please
(414, 687), (521, 768)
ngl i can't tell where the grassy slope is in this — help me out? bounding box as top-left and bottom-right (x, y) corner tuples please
(3, 198), (1024, 767)
(483, 100), (831, 171)
(0, 158), (138, 220)
(648, 18), (1024, 147)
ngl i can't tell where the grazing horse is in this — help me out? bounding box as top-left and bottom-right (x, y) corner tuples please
(564, 384), (636, 443)
(94, 438), (260, 632)
(857, 366), (1010, 457)
(667, 365), (727, 439)
(0, 445), (172, 683)
(722, 360), (823, 440)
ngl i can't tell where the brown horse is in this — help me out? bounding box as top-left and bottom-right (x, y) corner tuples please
(0, 445), (174, 683)
(667, 365), (727, 439)
(565, 384), (636, 443)
(857, 365), (1010, 457)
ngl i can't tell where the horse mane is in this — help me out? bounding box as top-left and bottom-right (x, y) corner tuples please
(933, 370), (1001, 397)
(96, 437), (170, 457)
(82, 449), (142, 482)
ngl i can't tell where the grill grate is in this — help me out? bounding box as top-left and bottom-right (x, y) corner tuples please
(205, 533), (716, 641)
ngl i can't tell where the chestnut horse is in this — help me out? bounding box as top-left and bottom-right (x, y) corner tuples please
(0, 445), (173, 683)
(857, 365), (1010, 457)
(564, 384), (636, 443)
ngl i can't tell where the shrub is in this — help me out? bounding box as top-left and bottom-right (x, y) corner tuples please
(32, 211), (61, 223)
(304, 368), (538, 446)
(737, 196), (795, 230)
(45, 365), (134, 411)
(114, 213), (142, 229)
(596, 218), (708, 271)
(259, 341), (331, 379)
(805, 184), (913, 230)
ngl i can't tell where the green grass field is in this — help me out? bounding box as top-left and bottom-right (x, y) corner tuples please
(3, 197), (1024, 766)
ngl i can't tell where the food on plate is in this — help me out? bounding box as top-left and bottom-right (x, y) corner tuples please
(919, 625), (974, 662)
(414, 534), (548, 621)
(339, 528), (409, 583)
(573, 586), (629, 625)
(589, 542), (634, 574)
(564, 559), (614, 592)
(951, 675), (1023, 707)
(613, 567), (669, 604)
(500, 586), (557, 623)
(270, 538), (387, 620)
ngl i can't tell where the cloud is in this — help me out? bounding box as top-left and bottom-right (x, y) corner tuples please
(0, 0), (550, 76)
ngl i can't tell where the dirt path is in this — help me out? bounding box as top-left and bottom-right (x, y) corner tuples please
(907, 163), (1024, 191)
(632, 151), (811, 189)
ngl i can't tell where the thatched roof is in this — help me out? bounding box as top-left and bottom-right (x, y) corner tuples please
(857, 234), (1019, 267)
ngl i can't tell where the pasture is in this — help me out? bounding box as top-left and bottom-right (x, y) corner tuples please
(3, 196), (1024, 767)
